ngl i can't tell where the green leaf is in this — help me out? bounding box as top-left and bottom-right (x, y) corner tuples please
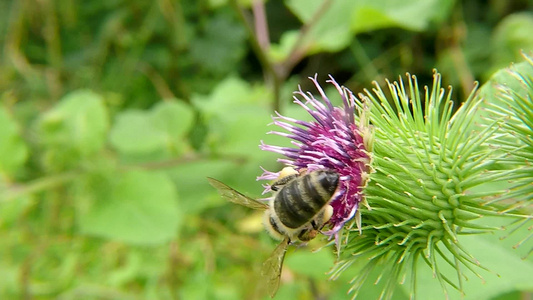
(39, 90), (109, 156)
(269, 31), (299, 63)
(193, 76), (271, 117)
(150, 100), (195, 154)
(110, 100), (194, 155)
(78, 170), (181, 245)
(193, 76), (277, 159)
(0, 107), (28, 175)
(0, 261), (19, 298)
(285, 248), (334, 279)
(481, 51), (533, 100)
(491, 12), (533, 73)
(109, 110), (168, 154)
(414, 233), (533, 300)
(284, 0), (453, 56)
(0, 179), (32, 225)
(168, 160), (245, 214)
(284, 0), (356, 54)
(150, 101), (194, 139)
(350, 0), (454, 33)
(179, 271), (212, 299)
(190, 14), (246, 74)
(475, 58), (533, 133)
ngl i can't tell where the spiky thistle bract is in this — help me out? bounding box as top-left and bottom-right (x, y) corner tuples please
(329, 71), (518, 300)
(478, 54), (533, 258)
(259, 71), (531, 299)
(258, 72), (530, 299)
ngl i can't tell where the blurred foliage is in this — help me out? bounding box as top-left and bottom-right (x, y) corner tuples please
(0, 0), (532, 299)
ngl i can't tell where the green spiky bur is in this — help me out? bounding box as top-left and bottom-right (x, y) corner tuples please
(330, 71), (530, 300)
(478, 54), (533, 256)
(484, 54), (533, 187)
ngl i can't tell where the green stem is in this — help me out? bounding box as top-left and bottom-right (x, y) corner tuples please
(0, 153), (247, 202)
(119, 153), (248, 171)
(1, 171), (80, 203)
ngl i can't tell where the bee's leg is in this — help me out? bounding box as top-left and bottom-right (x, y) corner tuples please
(311, 220), (319, 230)
(263, 211), (286, 241)
(297, 228), (318, 242)
(311, 209), (327, 230)
(271, 175), (297, 191)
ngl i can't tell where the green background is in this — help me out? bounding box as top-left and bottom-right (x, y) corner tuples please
(1, 0), (532, 299)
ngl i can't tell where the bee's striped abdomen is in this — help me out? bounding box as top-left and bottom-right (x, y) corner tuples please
(274, 170), (339, 229)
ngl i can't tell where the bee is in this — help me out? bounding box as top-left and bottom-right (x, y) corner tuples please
(207, 167), (340, 297)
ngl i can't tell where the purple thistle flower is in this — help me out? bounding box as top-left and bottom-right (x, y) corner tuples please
(258, 75), (372, 238)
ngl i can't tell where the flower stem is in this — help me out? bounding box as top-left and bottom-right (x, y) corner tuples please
(1, 171), (80, 202)
(230, 0), (334, 113)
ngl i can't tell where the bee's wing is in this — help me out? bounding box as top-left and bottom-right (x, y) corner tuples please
(207, 177), (269, 210)
(261, 238), (290, 298)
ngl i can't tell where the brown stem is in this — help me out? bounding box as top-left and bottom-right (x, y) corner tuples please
(138, 62), (177, 100)
(231, 0), (334, 113)
(437, 4), (475, 97)
(276, 0), (334, 79)
(230, 0), (274, 79)
(252, 0), (270, 52)
(229, 0), (281, 112)
(5, 0), (39, 79)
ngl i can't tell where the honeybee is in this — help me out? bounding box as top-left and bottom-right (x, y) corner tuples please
(207, 167), (340, 297)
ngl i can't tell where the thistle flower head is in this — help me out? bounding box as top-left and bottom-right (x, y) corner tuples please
(258, 75), (372, 237)
(259, 71), (531, 299)
(328, 71), (533, 299)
